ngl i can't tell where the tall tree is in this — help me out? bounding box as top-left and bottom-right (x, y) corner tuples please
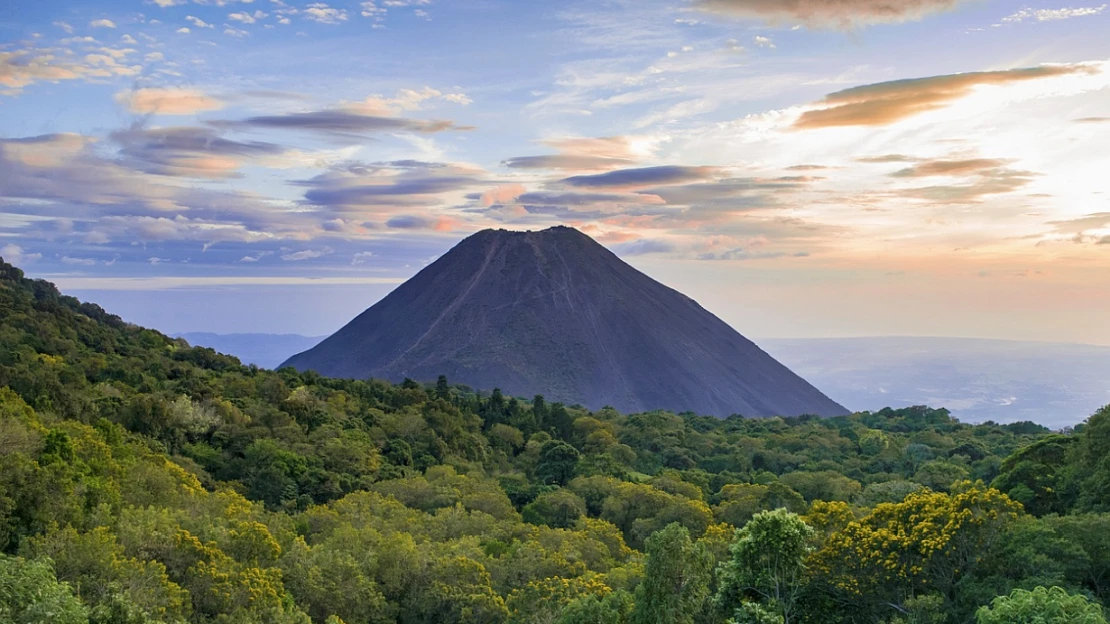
(632, 523), (713, 624)
(716, 509), (815, 624)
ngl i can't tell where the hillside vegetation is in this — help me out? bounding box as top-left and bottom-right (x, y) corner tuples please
(1, 257), (1108, 624)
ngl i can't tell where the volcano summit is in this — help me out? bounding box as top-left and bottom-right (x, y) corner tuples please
(282, 227), (847, 418)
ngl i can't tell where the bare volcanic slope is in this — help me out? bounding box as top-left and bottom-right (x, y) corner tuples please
(281, 227), (848, 418)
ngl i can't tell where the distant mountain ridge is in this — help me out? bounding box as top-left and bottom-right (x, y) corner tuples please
(280, 226), (848, 418)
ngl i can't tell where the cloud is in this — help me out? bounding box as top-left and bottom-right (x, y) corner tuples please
(186, 15), (214, 28)
(345, 87), (472, 116)
(480, 184), (526, 205)
(695, 0), (966, 28)
(60, 256), (98, 265)
(92, 215), (276, 246)
(562, 165), (719, 189)
(1001, 4), (1107, 23)
(351, 251), (375, 265)
(109, 126), (285, 178)
(502, 135), (642, 171)
(699, 248), (788, 261)
(49, 276), (404, 290)
(115, 87), (224, 115)
(1, 46), (141, 93)
(228, 11), (260, 24)
(753, 35), (775, 48)
(1046, 212), (1110, 234)
(295, 160), (485, 214)
(1, 244), (42, 264)
(502, 155), (634, 171)
(1076, 116), (1110, 123)
(643, 177), (808, 207)
(302, 174), (476, 208)
(542, 136), (641, 160)
(898, 168), (1036, 202)
(53, 21), (74, 34)
(890, 158), (1012, 177)
(794, 64), (1097, 129)
(856, 154), (919, 163)
(611, 238), (675, 255)
(304, 3), (348, 24)
(873, 157), (1038, 202)
(0, 133), (305, 241)
(385, 215), (457, 231)
(214, 109), (470, 138)
(90, 19), (117, 29)
(516, 191), (665, 207)
(282, 248), (331, 261)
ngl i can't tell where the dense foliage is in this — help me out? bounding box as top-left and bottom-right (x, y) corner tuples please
(1, 257), (1107, 623)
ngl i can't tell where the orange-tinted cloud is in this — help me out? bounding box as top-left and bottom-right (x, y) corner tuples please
(795, 65), (1095, 129)
(116, 87), (224, 115)
(540, 136), (638, 160)
(480, 184), (526, 206)
(891, 158), (1011, 177)
(697, 0), (966, 29)
(502, 136), (639, 171)
(898, 169), (1035, 202)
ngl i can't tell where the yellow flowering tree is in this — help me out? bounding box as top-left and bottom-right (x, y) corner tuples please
(811, 483), (1022, 619)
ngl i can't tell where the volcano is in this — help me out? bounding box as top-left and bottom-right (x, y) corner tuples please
(281, 226), (848, 418)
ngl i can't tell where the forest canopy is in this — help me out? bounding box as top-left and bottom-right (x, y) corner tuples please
(1, 257), (1107, 624)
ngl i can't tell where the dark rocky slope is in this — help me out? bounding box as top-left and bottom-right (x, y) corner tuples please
(282, 226), (848, 417)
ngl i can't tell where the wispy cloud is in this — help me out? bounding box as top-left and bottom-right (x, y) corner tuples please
(1001, 4), (1107, 24)
(282, 248), (332, 261)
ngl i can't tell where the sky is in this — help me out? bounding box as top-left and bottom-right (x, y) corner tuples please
(1, 0), (1109, 343)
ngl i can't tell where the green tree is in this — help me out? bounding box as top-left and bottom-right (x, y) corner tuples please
(632, 523), (713, 624)
(0, 555), (89, 624)
(975, 586), (1106, 624)
(717, 509), (815, 624)
(556, 591), (633, 624)
(536, 440), (581, 486)
(521, 489), (587, 529)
